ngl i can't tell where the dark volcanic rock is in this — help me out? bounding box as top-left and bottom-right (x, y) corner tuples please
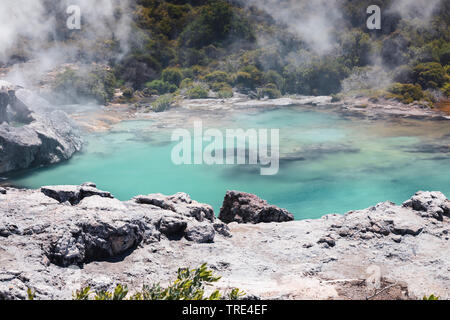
(41, 185), (113, 205)
(219, 191), (294, 224)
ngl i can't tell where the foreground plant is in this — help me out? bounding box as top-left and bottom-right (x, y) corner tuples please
(72, 263), (245, 300)
(423, 294), (440, 300)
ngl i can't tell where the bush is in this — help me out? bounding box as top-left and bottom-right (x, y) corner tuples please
(210, 82), (231, 92)
(257, 83), (282, 99)
(151, 94), (175, 112)
(145, 80), (178, 95)
(122, 88), (134, 99)
(263, 70), (285, 92)
(162, 67), (183, 87)
(234, 71), (253, 90)
(205, 71), (230, 84)
(386, 83), (424, 104)
(180, 78), (194, 89)
(186, 85), (209, 99)
(71, 264), (245, 300)
(443, 83), (450, 98)
(413, 62), (446, 89)
(52, 66), (116, 105)
(217, 88), (233, 99)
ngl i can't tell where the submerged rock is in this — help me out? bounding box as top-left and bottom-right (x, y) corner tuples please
(219, 190), (294, 224)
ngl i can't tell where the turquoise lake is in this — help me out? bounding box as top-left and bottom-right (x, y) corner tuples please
(5, 105), (450, 219)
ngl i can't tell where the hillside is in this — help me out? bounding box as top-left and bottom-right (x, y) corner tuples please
(1, 0), (449, 105)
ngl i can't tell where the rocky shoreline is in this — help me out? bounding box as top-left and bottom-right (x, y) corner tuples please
(0, 184), (448, 300)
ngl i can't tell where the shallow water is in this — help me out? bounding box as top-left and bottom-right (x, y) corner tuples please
(6, 105), (450, 219)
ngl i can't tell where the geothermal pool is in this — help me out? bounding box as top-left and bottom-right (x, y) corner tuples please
(6, 105), (450, 219)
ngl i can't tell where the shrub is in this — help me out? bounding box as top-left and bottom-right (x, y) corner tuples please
(71, 264), (245, 300)
(234, 71), (253, 90)
(263, 70), (285, 92)
(443, 83), (450, 98)
(145, 80), (177, 95)
(162, 67), (183, 87)
(151, 94), (174, 112)
(52, 66), (116, 105)
(386, 83), (424, 104)
(217, 88), (233, 99)
(186, 85), (209, 99)
(180, 78), (194, 89)
(413, 62), (446, 89)
(257, 83), (282, 99)
(205, 71), (230, 84)
(210, 82), (232, 92)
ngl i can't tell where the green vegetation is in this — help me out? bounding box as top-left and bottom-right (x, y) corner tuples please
(145, 79), (178, 95)
(423, 294), (440, 300)
(52, 67), (116, 105)
(44, 0), (449, 104)
(151, 94), (175, 112)
(386, 83), (426, 104)
(257, 84), (282, 99)
(70, 264), (245, 300)
(443, 83), (450, 98)
(186, 84), (209, 99)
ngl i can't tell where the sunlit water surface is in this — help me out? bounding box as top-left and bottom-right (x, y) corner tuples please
(6, 106), (450, 219)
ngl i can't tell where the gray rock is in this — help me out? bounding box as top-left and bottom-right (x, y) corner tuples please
(403, 191), (450, 221)
(159, 216), (188, 238)
(134, 192), (215, 222)
(0, 187), (6, 195)
(81, 182), (97, 188)
(0, 187), (449, 300)
(0, 82), (82, 174)
(213, 221), (232, 238)
(219, 190), (294, 224)
(185, 223), (215, 243)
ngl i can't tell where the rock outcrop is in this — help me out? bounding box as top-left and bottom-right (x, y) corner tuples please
(0, 81), (82, 174)
(0, 187), (449, 300)
(219, 190), (294, 224)
(402, 191), (450, 221)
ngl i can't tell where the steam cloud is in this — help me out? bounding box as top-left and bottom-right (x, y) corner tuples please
(244, 0), (344, 55)
(0, 0), (132, 86)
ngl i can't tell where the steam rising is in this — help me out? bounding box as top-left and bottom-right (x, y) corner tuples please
(0, 0), (132, 86)
(244, 0), (344, 55)
(389, 0), (442, 23)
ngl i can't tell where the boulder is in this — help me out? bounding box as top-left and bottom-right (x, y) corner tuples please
(219, 191), (294, 224)
(158, 216), (188, 238)
(184, 223), (215, 243)
(0, 83), (82, 174)
(46, 217), (146, 267)
(134, 192), (215, 222)
(403, 191), (450, 221)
